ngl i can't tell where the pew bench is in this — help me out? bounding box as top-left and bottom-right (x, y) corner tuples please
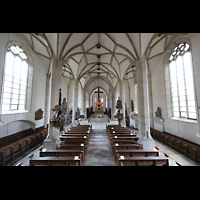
(60, 143), (86, 151)
(40, 149), (84, 159)
(150, 127), (200, 163)
(29, 156), (82, 166)
(113, 143), (139, 151)
(111, 140), (138, 151)
(116, 149), (159, 159)
(61, 133), (90, 137)
(111, 138), (139, 145)
(59, 136), (89, 148)
(117, 156), (169, 166)
(108, 131), (136, 137)
(109, 134), (137, 142)
(0, 127), (48, 165)
(63, 132), (91, 138)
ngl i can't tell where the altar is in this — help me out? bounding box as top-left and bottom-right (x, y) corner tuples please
(95, 101), (103, 112)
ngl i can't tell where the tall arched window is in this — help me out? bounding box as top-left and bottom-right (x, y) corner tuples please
(1, 44), (32, 113)
(169, 42), (197, 120)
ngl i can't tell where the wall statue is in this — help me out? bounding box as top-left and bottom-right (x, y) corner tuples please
(115, 98), (123, 125)
(155, 107), (162, 118)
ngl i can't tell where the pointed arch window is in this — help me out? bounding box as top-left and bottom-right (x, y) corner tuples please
(1, 45), (32, 113)
(169, 42), (197, 120)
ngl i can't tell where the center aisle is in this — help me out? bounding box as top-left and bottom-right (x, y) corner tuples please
(82, 123), (117, 166)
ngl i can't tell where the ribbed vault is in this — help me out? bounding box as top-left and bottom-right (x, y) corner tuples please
(22, 33), (187, 89)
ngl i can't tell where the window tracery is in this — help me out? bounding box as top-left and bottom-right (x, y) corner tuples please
(1, 45), (30, 112)
(168, 42), (197, 120)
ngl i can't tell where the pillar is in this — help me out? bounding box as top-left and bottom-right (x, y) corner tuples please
(44, 72), (51, 129)
(72, 79), (78, 122)
(43, 55), (63, 149)
(83, 94), (87, 119)
(50, 55), (63, 120)
(147, 74), (154, 128)
(119, 79), (125, 125)
(111, 93), (115, 120)
(136, 58), (155, 150)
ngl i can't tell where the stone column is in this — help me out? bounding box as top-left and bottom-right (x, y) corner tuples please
(50, 55), (63, 120)
(111, 93), (115, 120)
(119, 80), (125, 125)
(43, 55), (63, 149)
(83, 94), (87, 119)
(136, 59), (155, 150)
(44, 72), (51, 129)
(72, 79), (78, 123)
(147, 74), (154, 128)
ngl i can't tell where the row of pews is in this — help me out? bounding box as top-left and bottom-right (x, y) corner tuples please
(106, 125), (169, 166)
(28, 125), (92, 166)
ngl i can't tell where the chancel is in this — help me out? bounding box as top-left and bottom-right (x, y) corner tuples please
(0, 33), (200, 166)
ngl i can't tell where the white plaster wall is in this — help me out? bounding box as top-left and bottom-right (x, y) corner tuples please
(149, 33), (200, 145)
(0, 33), (48, 137)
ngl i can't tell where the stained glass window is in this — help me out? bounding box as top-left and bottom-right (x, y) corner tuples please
(1, 45), (29, 112)
(169, 42), (197, 120)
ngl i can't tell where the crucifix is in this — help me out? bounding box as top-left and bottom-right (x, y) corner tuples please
(95, 87), (103, 102)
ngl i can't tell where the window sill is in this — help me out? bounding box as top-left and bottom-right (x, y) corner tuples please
(2, 110), (29, 115)
(169, 117), (198, 124)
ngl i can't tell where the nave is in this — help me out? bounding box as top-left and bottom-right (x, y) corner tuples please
(12, 121), (198, 166)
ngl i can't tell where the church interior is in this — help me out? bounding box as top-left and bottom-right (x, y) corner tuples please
(0, 33), (200, 166)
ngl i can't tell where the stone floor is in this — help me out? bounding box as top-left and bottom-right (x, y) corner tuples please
(82, 127), (117, 166)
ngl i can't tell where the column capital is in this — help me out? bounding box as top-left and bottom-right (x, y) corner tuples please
(135, 58), (147, 67)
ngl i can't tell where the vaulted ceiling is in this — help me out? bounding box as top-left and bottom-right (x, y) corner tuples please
(23, 33), (187, 89)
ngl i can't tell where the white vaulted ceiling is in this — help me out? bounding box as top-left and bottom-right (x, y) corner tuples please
(22, 33), (187, 89)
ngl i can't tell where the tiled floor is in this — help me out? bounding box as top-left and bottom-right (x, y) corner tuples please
(82, 127), (117, 166)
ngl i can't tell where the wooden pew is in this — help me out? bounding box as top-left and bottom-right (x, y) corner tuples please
(113, 143), (139, 151)
(29, 125), (91, 166)
(61, 133), (90, 137)
(40, 149), (84, 159)
(175, 161), (182, 166)
(150, 127), (200, 163)
(116, 149), (159, 159)
(60, 143), (85, 151)
(59, 136), (89, 148)
(110, 135), (138, 140)
(111, 138), (139, 144)
(110, 140), (139, 152)
(109, 134), (137, 143)
(29, 156), (82, 166)
(108, 126), (169, 166)
(16, 162), (23, 166)
(108, 131), (136, 137)
(117, 156), (169, 166)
